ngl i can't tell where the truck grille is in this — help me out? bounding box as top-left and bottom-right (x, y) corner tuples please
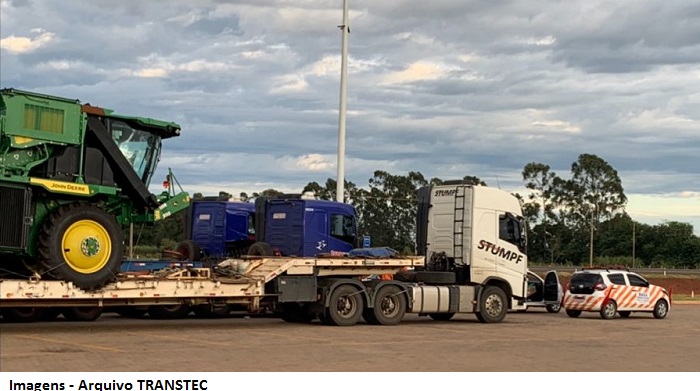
(0, 184), (32, 249)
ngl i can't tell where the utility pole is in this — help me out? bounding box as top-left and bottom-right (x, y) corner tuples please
(589, 208), (595, 267)
(632, 221), (636, 268)
(335, 0), (349, 203)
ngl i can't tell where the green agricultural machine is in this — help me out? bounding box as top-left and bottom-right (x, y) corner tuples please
(0, 88), (189, 289)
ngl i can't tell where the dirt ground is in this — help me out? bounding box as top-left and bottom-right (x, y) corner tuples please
(1, 305), (699, 372)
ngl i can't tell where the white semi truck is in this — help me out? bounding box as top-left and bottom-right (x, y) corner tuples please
(0, 182), (547, 325)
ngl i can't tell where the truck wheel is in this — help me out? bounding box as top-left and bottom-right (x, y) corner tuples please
(193, 303), (231, 318)
(248, 242), (274, 256)
(477, 286), (507, 323)
(566, 309), (582, 318)
(653, 299), (669, 319)
(38, 203), (123, 290)
(429, 313), (455, 321)
(368, 285), (406, 325)
(324, 285), (364, 326)
(1, 307), (45, 323)
(62, 307), (103, 322)
(148, 305), (191, 320)
(279, 303), (315, 323)
(600, 300), (617, 319)
(176, 240), (202, 261)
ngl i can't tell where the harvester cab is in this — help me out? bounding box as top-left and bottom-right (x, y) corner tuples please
(0, 88), (189, 289)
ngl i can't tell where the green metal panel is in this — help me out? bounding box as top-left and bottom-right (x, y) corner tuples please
(0, 88), (84, 145)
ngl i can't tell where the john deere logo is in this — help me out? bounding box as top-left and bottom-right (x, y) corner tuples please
(81, 237), (100, 256)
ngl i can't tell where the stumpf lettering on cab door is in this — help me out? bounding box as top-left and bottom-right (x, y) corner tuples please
(477, 240), (523, 263)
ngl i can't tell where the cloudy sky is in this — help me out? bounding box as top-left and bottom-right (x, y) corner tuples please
(1, 0), (698, 234)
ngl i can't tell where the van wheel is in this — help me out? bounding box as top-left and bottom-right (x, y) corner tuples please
(546, 303), (561, 313)
(653, 299), (669, 319)
(566, 309), (582, 318)
(600, 301), (617, 319)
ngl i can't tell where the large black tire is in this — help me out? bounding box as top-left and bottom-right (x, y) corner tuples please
(193, 303), (231, 318)
(1, 307), (45, 323)
(367, 285), (407, 325)
(323, 285), (364, 326)
(653, 299), (669, 319)
(114, 306), (148, 318)
(176, 240), (202, 261)
(148, 305), (191, 320)
(414, 271), (456, 284)
(38, 203), (123, 290)
(247, 242), (274, 256)
(429, 313), (456, 321)
(62, 307), (103, 322)
(566, 309), (582, 318)
(477, 286), (507, 323)
(41, 307), (63, 321)
(279, 303), (315, 323)
(600, 300), (617, 319)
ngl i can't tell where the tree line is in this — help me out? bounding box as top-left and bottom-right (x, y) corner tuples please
(137, 153), (700, 267)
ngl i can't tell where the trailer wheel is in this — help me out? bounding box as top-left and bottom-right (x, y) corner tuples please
(279, 303), (315, 323)
(193, 303), (231, 318)
(323, 285), (364, 326)
(148, 305), (191, 320)
(367, 285), (406, 326)
(41, 307), (63, 321)
(1, 307), (45, 323)
(38, 203), (123, 290)
(477, 286), (507, 323)
(114, 306), (148, 318)
(176, 240), (202, 261)
(62, 307), (103, 322)
(428, 312), (455, 321)
(248, 242), (274, 256)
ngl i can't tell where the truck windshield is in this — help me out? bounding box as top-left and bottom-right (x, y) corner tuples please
(110, 120), (162, 185)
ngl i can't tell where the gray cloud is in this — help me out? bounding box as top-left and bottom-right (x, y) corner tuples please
(1, 0), (698, 232)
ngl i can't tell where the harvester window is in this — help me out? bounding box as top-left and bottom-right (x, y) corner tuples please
(110, 120), (159, 182)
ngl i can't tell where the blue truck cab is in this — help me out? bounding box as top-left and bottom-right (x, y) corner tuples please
(255, 198), (359, 257)
(182, 199), (256, 259)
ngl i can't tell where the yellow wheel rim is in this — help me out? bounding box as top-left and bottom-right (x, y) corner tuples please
(61, 219), (112, 274)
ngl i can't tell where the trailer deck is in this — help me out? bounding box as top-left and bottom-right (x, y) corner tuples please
(0, 256), (425, 308)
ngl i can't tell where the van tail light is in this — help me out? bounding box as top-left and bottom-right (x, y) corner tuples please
(594, 283), (607, 291)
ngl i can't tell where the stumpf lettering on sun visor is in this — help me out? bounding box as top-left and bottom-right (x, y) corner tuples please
(477, 240), (523, 263)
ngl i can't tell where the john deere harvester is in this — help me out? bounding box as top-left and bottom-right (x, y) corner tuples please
(0, 88), (189, 289)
